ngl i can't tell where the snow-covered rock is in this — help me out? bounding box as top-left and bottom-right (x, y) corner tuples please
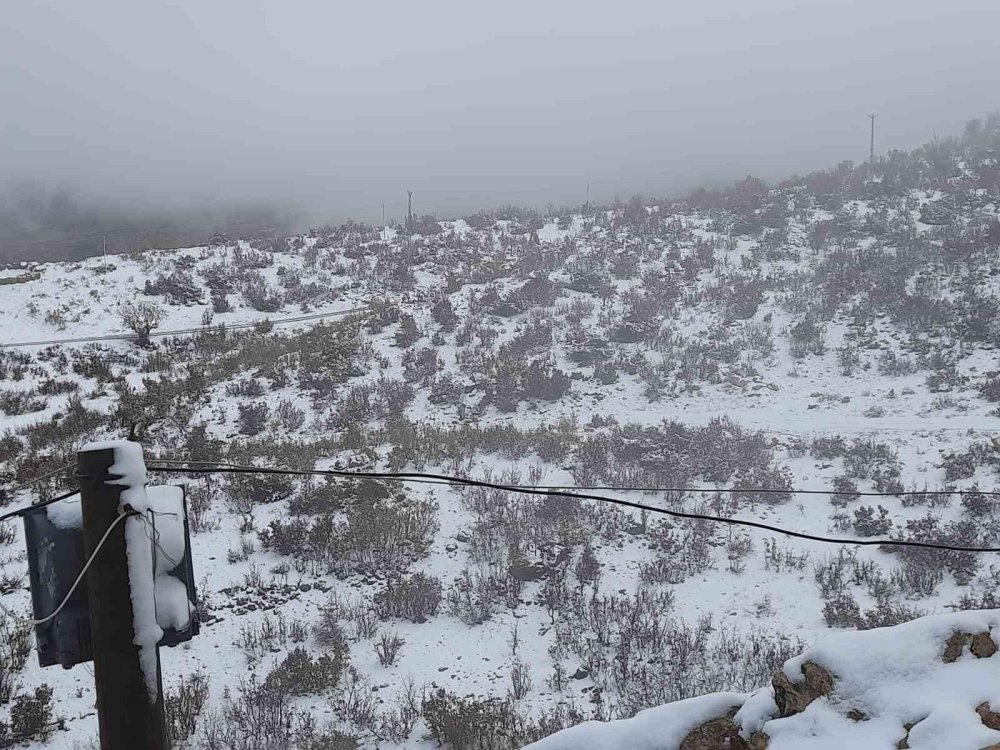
(527, 609), (1000, 750)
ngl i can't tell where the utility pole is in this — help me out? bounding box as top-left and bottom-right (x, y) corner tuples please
(406, 190), (414, 250)
(868, 113), (877, 179)
(382, 203), (386, 243)
(102, 235), (107, 272)
(78, 446), (167, 750)
(586, 180), (590, 212)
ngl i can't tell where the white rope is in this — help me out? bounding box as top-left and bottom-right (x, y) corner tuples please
(26, 511), (131, 627)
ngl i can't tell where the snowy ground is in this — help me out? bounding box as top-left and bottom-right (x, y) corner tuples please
(529, 609), (1000, 750)
(0, 169), (998, 748)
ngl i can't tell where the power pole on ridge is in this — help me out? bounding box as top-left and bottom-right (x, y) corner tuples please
(868, 113), (878, 179)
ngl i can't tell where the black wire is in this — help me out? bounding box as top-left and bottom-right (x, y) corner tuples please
(146, 464), (1000, 554)
(3, 464), (75, 495)
(560, 485), (1000, 497)
(150, 459), (457, 486)
(0, 489), (81, 525)
(147, 458), (1000, 497)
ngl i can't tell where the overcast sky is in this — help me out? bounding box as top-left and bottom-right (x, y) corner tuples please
(3, 0), (999, 223)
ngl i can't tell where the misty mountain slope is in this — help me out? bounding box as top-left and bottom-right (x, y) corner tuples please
(0, 120), (999, 748)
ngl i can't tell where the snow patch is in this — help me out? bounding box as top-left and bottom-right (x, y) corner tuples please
(523, 692), (747, 750)
(146, 486), (187, 576)
(123, 513), (163, 701)
(146, 486), (194, 631)
(153, 576), (193, 631)
(734, 688), (778, 738)
(80, 439), (150, 512)
(535, 611), (1000, 750)
(44, 493), (82, 530)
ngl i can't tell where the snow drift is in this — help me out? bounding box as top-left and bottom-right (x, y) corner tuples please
(526, 609), (1000, 750)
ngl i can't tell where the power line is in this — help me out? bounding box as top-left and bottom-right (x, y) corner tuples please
(145, 463), (1000, 553)
(1, 306), (368, 349)
(151, 459), (456, 486)
(145, 459), (1000, 497)
(3, 464), (76, 496)
(478, 483), (996, 499)
(0, 489), (81, 525)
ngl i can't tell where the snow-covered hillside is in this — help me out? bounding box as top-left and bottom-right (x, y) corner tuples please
(1, 119), (999, 748)
(528, 609), (1000, 750)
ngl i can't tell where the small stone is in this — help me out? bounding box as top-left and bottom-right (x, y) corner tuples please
(772, 661), (835, 718)
(678, 707), (748, 750)
(941, 630), (995, 662)
(977, 702), (1000, 731)
(943, 632), (969, 662)
(971, 632), (998, 658)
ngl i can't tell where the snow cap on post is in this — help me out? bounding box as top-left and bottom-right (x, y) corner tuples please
(80, 440), (151, 513)
(80, 439), (163, 700)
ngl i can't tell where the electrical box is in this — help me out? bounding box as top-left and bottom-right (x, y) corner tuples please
(23, 485), (199, 669)
(22, 497), (92, 668)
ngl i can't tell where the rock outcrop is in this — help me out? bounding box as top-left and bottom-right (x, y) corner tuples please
(770, 660), (834, 718)
(528, 610), (1000, 750)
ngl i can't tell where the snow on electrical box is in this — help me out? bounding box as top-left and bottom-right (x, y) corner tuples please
(23, 486), (200, 669)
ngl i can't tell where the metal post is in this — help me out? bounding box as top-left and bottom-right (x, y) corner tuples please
(868, 113), (877, 178)
(78, 447), (166, 750)
(407, 190), (414, 249)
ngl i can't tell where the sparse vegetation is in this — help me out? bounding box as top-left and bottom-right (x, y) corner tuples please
(2, 113), (1000, 747)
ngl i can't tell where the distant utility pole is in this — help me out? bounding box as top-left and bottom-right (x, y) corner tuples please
(406, 190), (413, 230)
(868, 113), (878, 179)
(102, 235), (107, 272)
(586, 180), (590, 211)
(78, 447), (167, 750)
(382, 203), (386, 242)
